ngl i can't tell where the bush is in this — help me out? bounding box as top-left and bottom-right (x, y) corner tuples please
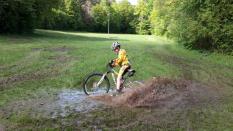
(0, 0), (35, 33)
(0, 0), (61, 33)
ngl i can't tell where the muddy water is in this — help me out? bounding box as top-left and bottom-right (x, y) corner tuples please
(1, 89), (106, 119)
(44, 89), (106, 118)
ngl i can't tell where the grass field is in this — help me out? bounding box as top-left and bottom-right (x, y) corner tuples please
(0, 29), (233, 130)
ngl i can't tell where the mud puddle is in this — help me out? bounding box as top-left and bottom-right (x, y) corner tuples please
(0, 89), (105, 119)
(48, 89), (105, 118)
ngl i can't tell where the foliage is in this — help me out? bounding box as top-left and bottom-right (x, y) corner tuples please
(135, 0), (153, 34)
(0, 0), (60, 33)
(150, 0), (233, 53)
(39, 0), (85, 30)
(110, 0), (136, 33)
(91, 0), (136, 33)
(91, 1), (110, 32)
(0, 0), (35, 33)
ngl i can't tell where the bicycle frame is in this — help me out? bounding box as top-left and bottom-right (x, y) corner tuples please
(96, 68), (119, 88)
(83, 64), (141, 95)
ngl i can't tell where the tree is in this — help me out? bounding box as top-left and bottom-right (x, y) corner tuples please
(39, 0), (85, 30)
(91, 1), (110, 32)
(0, 0), (61, 33)
(111, 0), (136, 33)
(135, 0), (154, 34)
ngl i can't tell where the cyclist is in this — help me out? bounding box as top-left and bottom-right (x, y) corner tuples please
(110, 42), (131, 93)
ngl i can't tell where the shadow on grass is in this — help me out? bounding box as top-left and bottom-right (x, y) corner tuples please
(0, 29), (128, 44)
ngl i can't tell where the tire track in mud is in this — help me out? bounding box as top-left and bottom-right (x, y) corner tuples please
(31, 46), (73, 52)
(154, 52), (233, 88)
(0, 46), (75, 90)
(0, 65), (60, 89)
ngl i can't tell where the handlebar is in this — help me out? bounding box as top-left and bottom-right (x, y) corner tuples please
(107, 60), (114, 67)
(106, 62), (113, 72)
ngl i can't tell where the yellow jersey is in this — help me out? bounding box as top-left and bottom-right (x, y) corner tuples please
(114, 49), (130, 66)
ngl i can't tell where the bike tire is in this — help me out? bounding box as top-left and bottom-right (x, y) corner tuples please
(83, 73), (110, 95)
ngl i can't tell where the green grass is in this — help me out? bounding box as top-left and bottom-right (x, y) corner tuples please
(0, 29), (233, 130)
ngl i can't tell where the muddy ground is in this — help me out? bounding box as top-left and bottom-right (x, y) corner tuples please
(0, 77), (222, 130)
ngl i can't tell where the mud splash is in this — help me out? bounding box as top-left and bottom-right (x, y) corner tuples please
(91, 77), (220, 109)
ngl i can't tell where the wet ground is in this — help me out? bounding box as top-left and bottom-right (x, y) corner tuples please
(0, 89), (105, 119)
(47, 89), (104, 118)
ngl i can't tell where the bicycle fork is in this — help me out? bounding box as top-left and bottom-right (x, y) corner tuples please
(112, 73), (117, 86)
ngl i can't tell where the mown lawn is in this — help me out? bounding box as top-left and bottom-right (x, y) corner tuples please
(0, 29), (233, 130)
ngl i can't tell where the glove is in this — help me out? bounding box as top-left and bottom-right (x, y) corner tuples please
(108, 59), (115, 67)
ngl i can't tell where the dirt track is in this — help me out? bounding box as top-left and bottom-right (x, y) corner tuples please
(0, 46), (75, 89)
(154, 52), (233, 88)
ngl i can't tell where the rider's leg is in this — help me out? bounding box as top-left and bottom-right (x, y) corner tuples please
(116, 65), (129, 92)
(116, 74), (122, 92)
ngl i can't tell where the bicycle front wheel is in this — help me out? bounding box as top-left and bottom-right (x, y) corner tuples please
(83, 73), (110, 95)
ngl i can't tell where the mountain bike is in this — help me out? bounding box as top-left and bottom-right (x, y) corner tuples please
(83, 62), (142, 95)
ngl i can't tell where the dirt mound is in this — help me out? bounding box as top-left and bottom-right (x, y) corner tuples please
(31, 46), (72, 52)
(90, 77), (219, 108)
(48, 55), (72, 62)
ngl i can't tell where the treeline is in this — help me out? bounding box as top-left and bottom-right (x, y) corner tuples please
(41, 0), (137, 33)
(0, 0), (232, 53)
(149, 0), (233, 53)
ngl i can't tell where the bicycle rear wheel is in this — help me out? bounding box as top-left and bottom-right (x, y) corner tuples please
(83, 73), (110, 95)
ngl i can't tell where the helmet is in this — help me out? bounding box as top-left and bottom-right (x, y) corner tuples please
(111, 42), (121, 51)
